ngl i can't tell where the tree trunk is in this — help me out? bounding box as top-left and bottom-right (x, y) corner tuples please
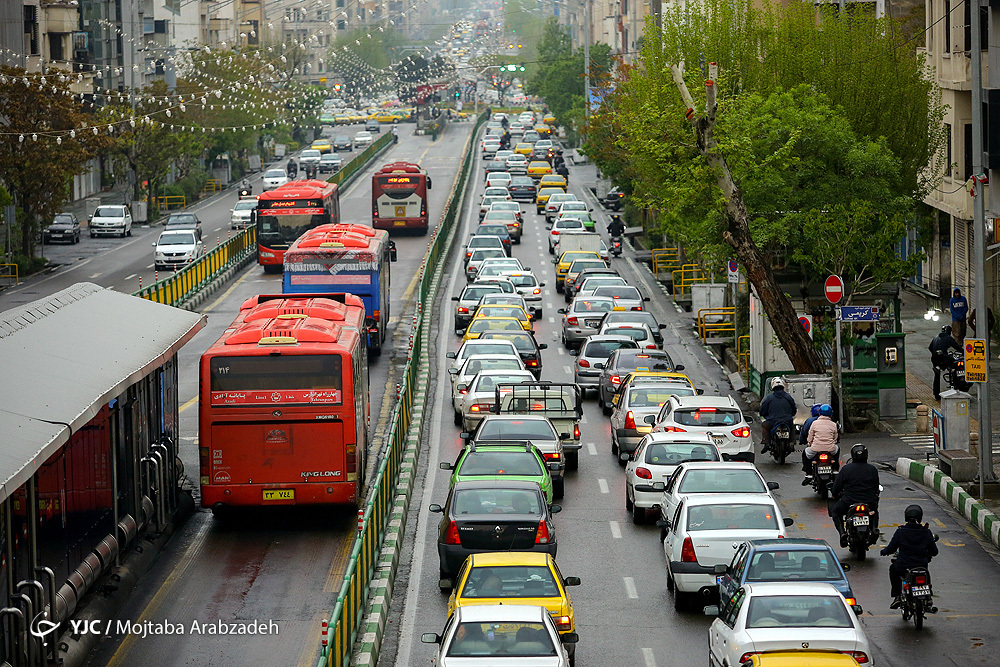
(671, 66), (824, 375)
(20, 201), (33, 258)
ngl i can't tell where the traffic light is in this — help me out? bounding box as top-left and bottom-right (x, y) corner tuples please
(455, 88), (461, 98)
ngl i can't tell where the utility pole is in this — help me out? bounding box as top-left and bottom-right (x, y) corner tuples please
(583, 0), (590, 117)
(970, 1), (997, 492)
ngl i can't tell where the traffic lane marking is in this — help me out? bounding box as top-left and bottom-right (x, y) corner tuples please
(609, 521), (622, 539)
(623, 576), (639, 599)
(598, 478), (609, 494)
(586, 442), (597, 456)
(642, 648), (657, 667)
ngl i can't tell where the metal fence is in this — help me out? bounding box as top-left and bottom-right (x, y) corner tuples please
(316, 110), (489, 667)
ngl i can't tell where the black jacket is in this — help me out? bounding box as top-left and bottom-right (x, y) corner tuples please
(607, 220), (626, 236)
(883, 522), (938, 569)
(929, 332), (960, 363)
(760, 389), (797, 423)
(831, 461), (880, 505)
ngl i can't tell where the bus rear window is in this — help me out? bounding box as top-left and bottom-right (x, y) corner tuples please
(376, 176), (419, 197)
(210, 355), (343, 404)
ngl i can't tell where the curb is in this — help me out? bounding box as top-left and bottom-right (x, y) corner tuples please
(896, 457), (1000, 549)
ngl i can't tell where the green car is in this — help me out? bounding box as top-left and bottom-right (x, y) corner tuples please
(319, 112), (337, 125)
(440, 442), (556, 504)
(559, 212), (596, 231)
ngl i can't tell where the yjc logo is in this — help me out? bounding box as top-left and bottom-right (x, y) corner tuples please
(29, 613), (60, 642)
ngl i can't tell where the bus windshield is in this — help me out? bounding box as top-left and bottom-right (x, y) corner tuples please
(209, 355), (343, 404)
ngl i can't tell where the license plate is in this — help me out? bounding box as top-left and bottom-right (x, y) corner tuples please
(818, 466), (832, 474)
(394, 221), (406, 226)
(852, 516), (869, 526)
(263, 489), (294, 500)
(712, 436), (726, 446)
(585, 319), (601, 327)
(910, 586), (931, 596)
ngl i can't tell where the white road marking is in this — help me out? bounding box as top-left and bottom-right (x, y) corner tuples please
(642, 648), (657, 667)
(124, 273), (137, 281)
(609, 520), (622, 539)
(557, 347), (565, 355)
(586, 442), (597, 456)
(563, 366), (571, 375)
(548, 316), (555, 323)
(89, 272), (102, 279)
(598, 478), (609, 494)
(624, 576), (639, 599)
(146, 263), (154, 269)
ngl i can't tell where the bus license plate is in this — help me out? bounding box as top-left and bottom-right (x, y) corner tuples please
(853, 516), (869, 526)
(262, 489), (295, 501)
(394, 221), (406, 226)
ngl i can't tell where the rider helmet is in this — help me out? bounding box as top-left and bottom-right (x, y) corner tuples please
(850, 443), (869, 463)
(810, 403), (822, 417)
(904, 504), (923, 523)
(770, 378), (785, 392)
(819, 404), (834, 417)
(941, 325), (951, 335)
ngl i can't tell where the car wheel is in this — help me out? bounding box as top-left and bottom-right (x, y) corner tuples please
(126, 226), (132, 237)
(611, 436), (618, 456)
(625, 488), (633, 511)
(673, 586), (686, 611)
(666, 562), (675, 591)
(632, 500), (645, 524)
(454, 410), (462, 426)
(553, 477), (564, 499)
(90, 232), (96, 238)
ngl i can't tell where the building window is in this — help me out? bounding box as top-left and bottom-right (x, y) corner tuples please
(927, 0), (933, 52)
(49, 33), (65, 61)
(23, 5), (39, 55)
(945, 0), (951, 52)
(945, 122), (952, 177)
(964, 122), (973, 181)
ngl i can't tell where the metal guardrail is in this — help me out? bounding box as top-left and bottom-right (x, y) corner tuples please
(697, 307), (735, 343)
(737, 334), (751, 383)
(0, 263), (18, 286)
(155, 195), (186, 211)
(203, 179), (222, 194)
(651, 247), (680, 279)
(671, 263), (706, 297)
(315, 110), (490, 667)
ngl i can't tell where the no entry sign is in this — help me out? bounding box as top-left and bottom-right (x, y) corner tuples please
(824, 275), (844, 304)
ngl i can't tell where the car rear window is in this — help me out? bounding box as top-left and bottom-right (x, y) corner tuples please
(478, 419), (556, 441)
(462, 286), (502, 300)
(460, 565), (559, 598)
(451, 488), (542, 516)
(644, 443), (719, 465)
(594, 286), (642, 299)
(584, 339), (638, 358)
(473, 373), (534, 392)
(603, 311), (661, 330)
(458, 451), (543, 477)
(677, 469), (766, 494)
(458, 342), (516, 360)
(481, 333), (534, 352)
(606, 327), (650, 342)
(447, 621), (556, 657)
(686, 503), (778, 532)
(464, 358), (522, 376)
(674, 408), (743, 427)
(614, 352), (672, 372)
(573, 299), (615, 313)
(505, 275), (536, 287)
(746, 550), (842, 582)
(745, 596), (852, 629)
(628, 386), (692, 407)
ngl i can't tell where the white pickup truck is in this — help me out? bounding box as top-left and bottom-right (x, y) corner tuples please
(494, 382), (583, 470)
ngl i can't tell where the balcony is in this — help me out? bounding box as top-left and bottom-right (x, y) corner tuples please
(42, 2), (79, 34)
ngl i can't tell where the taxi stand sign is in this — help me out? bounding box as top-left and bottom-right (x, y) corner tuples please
(964, 338), (988, 382)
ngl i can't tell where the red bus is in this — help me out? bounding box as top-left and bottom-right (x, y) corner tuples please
(372, 162), (432, 234)
(255, 180), (340, 272)
(199, 293), (369, 511)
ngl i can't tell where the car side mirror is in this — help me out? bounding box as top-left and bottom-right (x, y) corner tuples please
(151, 242), (156, 247)
(852, 604), (864, 615)
(840, 562), (852, 572)
(539, 282), (546, 287)
(550, 503), (562, 513)
(439, 462), (453, 470)
(643, 297), (650, 302)
(674, 364), (685, 371)
(594, 362), (604, 369)
(569, 348), (579, 356)
(783, 517), (794, 527)
(745, 415), (755, 423)
(713, 563), (728, 575)
(703, 605), (720, 618)
(460, 432), (470, 440)
(652, 482), (665, 491)
(697, 389), (705, 395)
(538, 343), (548, 350)
(560, 632), (579, 644)
(524, 266), (531, 270)
(446, 352), (456, 359)
(656, 519), (670, 530)
(564, 576), (581, 586)
(559, 432), (571, 440)
(618, 452), (630, 462)
(428, 504), (443, 513)
(659, 324), (667, 329)
(767, 481), (780, 490)
(421, 633), (441, 644)
(448, 368), (458, 375)
(457, 384), (468, 392)
(557, 308), (567, 314)
(643, 415), (656, 425)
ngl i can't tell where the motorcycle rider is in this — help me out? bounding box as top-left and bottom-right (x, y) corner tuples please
(880, 504), (938, 609)
(758, 378), (797, 454)
(801, 404), (839, 484)
(798, 403), (823, 447)
(607, 215), (626, 238)
(928, 325), (962, 400)
(829, 444), (881, 548)
(287, 158), (298, 179)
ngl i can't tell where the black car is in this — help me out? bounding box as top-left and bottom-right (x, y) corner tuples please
(472, 223), (512, 253)
(597, 310), (667, 346)
(333, 135), (352, 151)
(364, 119), (381, 133)
(508, 176), (538, 202)
(603, 186), (625, 211)
(430, 479), (560, 585)
(43, 213), (81, 244)
(165, 212), (203, 239)
(480, 330), (548, 378)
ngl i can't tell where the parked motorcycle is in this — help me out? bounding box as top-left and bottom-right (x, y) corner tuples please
(769, 421), (795, 465)
(810, 451), (838, 500)
(610, 236), (623, 257)
(843, 501), (880, 560)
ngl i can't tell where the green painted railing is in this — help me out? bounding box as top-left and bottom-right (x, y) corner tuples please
(316, 110), (489, 667)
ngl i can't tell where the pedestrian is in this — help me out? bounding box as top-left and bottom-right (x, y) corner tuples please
(950, 288), (969, 340)
(968, 307), (995, 339)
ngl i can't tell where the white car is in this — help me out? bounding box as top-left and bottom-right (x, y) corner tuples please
(706, 583), (872, 667)
(483, 186), (512, 200)
(447, 339), (520, 372)
(650, 395), (755, 462)
(600, 322), (659, 350)
(477, 257), (524, 275)
(481, 137), (501, 158)
(548, 217), (586, 253)
(576, 276), (629, 298)
(89, 205), (132, 238)
(505, 153), (529, 173)
(610, 381), (698, 458)
(353, 131), (373, 148)
(623, 433), (719, 524)
(460, 370), (537, 431)
(662, 493), (793, 609)
(557, 201), (590, 218)
(496, 270), (545, 312)
(485, 172), (513, 189)
(590, 284), (648, 311)
(230, 199), (257, 229)
(450, 354), (525, 420)
(421, 604), (574, 667)
(262, 168), (289, 191)
(572, 335), (638, 390)
(153, 229), (204, 270)
(545, 193), (579, 222)
(657, 461), (780, 535)
(299, 149), (322, 169)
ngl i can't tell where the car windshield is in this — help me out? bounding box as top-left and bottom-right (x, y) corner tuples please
(613, 351), (672, 372)
(265, 169), (285, 178)
(234, 201), (257, 211)
(463, 358), (522, 376)
(478, 419), (556, 441)
(451, 488), (542, 516)
(301, 150), (320, 158)
(462, 286), (502, 301)
(158, 232), (196, 245)
(581, 278), (626, 291)
(677, 469), (766, 494)
(473, 374), (534, 392)
(746, 550), (843, 582)
(674, 407), (743, 427)
(460, 565), (560, 599)
(477, 225), (508, 235)
(458, 451), (543, 477)
(644, 442), (720, 465)
(167, 214), (197, 224)
(584, 339), (637, 358)
(572, 299), (615, 314)
(53, 214), (75, 224)
(481, 297), (526, 308)
(446, 621), (556, 657)
(511, 177), (534, 186)
(745, 596), (852, 629)
(606, 327), (649, 342)
(481, 333), (534, 352)
(687, 503), (779, 531)
(94, 207), (124, 217)
(604, 311), (660, 329)
(470, 249), (506, 262)
(458, 343), (515, 361)
(628, 386), (693, 407)
(594, 286), (642, 299)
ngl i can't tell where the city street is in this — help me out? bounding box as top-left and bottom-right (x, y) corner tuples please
(378, 141), (1000, 667)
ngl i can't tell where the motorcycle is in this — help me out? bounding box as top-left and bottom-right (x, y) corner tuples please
(844, 501), (880, 560)
(238, 183), (252, 198)
(810, 451), (838, 500)
(942, 348), (972, 392)
(769, 421), (795, 464)
(610, 236), (623, 257)
(895, 539), (939, 630)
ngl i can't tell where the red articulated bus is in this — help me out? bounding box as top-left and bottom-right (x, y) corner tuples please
(372, 161), (432, 234)
(199, 293), (369, 511)
(255, 180), (340, 273)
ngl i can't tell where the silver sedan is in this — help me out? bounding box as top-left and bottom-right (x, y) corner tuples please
(557, 297), (618, 349)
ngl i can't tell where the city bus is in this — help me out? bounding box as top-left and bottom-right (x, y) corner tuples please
(199, 293), (369, 511)
(282, 223), (397, 355)
(371, 161), (432, 234)
(255, 180), (340, 272)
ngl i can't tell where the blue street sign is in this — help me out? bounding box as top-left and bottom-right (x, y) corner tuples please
(837, 306), (880, 321)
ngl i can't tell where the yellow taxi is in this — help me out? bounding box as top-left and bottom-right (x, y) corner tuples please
(534, 124), (552, 138)
(555, 250), (602, 289)
(470, 304), (533, 331)
(743, 653), (861, 667)
(527, 161), (553, 179)
(536, 186), (566, 214)
(513, 142), (534, 155)
(543, 114), (557, 125)
(377, 110), (406, 123)
(538, 174), (567, 190)
(447, 552), (580, 642)
(334, 113), (351, 125)
(462, 316), (526, 341)
(310, 139), (332, 153)
(612, 370), (699, 408)
(348, 110), (366, 123)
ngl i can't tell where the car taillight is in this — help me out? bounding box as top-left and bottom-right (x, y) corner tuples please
(445, 521), (461, 544)
(913, 573), (927, 585)
(646, 344), (657, 349)
(567, 316), (578, 325)
(526, 358), (538, 367)
(578, 359), (590, 367)
(470, 403), (492, 412)
(458, 388), (468, 394)
(739, 654), (760, 664)
(346, 444), (357, 475)
(535, 520), (551, 544)
(574, 424), (580, 439)
(550, 614), (571, 631)
(845, 597), (857, 606)
(610, 375), (621, 385)
(844, 652), (869, 664)
(552, 230), (559, 235)
(543, 452), (561, 462)
(663, 426), (687, 433)
(681, 536), (697, 562)
(731, 426), (751, 438)
(466, 251), (472, 258)
(458, 307), (468, 313)
(624, 411), (636, 430)
(635, 467), (652, 480)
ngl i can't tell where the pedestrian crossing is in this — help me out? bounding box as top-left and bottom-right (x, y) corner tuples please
(893, 433), (1000, 455)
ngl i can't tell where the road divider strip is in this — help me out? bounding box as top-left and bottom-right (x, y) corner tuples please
(896, 457), (1000, 549)
(316, 111), (488, 667)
